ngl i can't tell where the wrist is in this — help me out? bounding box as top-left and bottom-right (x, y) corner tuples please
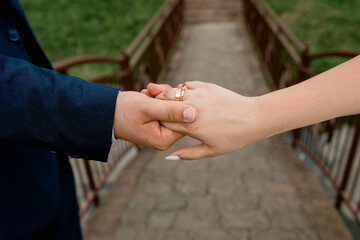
(249, 95), (280, 141)
(113, 91), (123, 140)
(230, 95), (275, 149)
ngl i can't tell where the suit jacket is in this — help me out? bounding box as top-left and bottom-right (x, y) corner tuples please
(0, 1), (119, 239)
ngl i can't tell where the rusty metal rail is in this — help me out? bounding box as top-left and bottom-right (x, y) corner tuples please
(54, 0), (185, 218)
(243, 0), (360, 227)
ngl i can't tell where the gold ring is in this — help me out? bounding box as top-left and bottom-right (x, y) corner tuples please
(179, 84), (187, 101)
(174, 88), (182, 101)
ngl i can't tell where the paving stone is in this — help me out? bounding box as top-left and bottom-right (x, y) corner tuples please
(216, 194), (260, 212)
(251, 228), (319, 240)
(264, 181), (297, 195)
(115, 226), (138, 240)
(228, 230), (250, 240)
(127, 190), (156, 213)
(208, 177), (240, 196)
(271, 167), (291, 181)
(175, 178), (208, 195)
(246, 181), (266, 195)
(270, 211), (310, 229)
(149, 211), (176, 228)
(260, 194), (302, 213)
(220, 209), (270, 229)
(121, 209), (149, 226)
(188, 229), (234, 240)
(155, 193), (187, 211)
(142, 181), (173, 195)
(163, 230), (188, 240)
(174, 208), (220, 230)
(187, 195), (215, 211)
(133, 227), (166, 240)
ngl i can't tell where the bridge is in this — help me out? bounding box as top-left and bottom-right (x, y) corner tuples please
(55, 0), (359, 239)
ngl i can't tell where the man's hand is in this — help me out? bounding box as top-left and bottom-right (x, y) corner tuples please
(113, 91), (197, 150)
(146, 82), (264, 160)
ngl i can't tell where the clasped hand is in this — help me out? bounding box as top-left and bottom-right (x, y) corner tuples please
(141, 81), (267, 160)
(114, 56), (360, 160)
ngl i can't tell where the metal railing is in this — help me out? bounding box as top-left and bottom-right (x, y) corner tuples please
(243, 0), (360, 226)
(53, 0), (185, 218)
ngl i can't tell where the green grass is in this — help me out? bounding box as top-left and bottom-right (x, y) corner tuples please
(265, 0), (360, 71)
(19, 0), (165, 79)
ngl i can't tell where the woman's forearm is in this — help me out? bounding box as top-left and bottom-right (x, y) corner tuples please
(257, 55), (360, 138)
(145, 55), (360, 160)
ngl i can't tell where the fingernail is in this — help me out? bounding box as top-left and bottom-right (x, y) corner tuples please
(183, 108), (195, 122)
(165, 156), (181, 161)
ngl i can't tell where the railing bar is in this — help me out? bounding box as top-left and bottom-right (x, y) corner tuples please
(83, 159), (99, 206)
(155, 2), (184, 83)
(70, 160), (84, 201)
(309, 50), (360, 59)
(348, 144), (360, 198)
(130, 2), (179, 71)
(243, 18), (277, 89)
(253, 0), (305, 51)
(326, 120), (342, 171)
(276, 31), (301, 66)
(298, 142), (341, 190)
(95, 161), (103, 184)
(329, 119), (344, 171)
(87, 72), (124, 84)
(78, 144), (134, 218)
(53, 55), (123, 72)
(100, 161), (107, 176)
(334, 118), (355, 182)
(247, 2), (301, 69)
(126, 0), (176, 55)
(130, 36), (153, 69)
(340, 191), (360, 226)
(333, 120), (351, 179)
(74, 159), (88, 200)
(335, 116), (360, 208)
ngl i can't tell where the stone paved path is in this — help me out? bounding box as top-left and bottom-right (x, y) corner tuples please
(84, 22), (353, 240)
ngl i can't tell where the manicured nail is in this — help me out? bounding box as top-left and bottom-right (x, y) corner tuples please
(183, 108), (195, 122)
(165, 156), (181, 161)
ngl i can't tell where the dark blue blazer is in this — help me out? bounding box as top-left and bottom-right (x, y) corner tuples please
(0, 1), (119, 239)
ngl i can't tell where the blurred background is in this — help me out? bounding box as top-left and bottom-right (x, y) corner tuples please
(20, 0), (360, 73)
(20, 0), (166, 79)
(18, 0), (360, 239)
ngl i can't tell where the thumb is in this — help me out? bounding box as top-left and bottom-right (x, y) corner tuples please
(147, 99), (197, 123)
(147, 83), (172, 97)
(165, 143), (214, 160)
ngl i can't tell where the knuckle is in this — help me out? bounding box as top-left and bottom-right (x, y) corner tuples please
(165, 106), (176, 122)
(161, 84), (171, 89)
(138, 103), (148, 115)
(163, 90), (173, 100)
(203, 82), (212, 89)
(187, 123), (200, 132)
(154, 141), (171, 151)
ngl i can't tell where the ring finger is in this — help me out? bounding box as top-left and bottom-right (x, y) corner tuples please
(155, 87), (190, 102)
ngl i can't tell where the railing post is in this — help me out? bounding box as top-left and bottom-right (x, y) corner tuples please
(292, 45), (310, 148)
(299, 44), (310, 82)
(83, 160), (100, 206)
(58, 69), (68, 76)
(335, 117), (360, 210)
(121, 50), (134, 91)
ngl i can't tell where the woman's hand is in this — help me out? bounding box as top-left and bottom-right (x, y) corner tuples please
(142, 56), (360, 160)
(145, 81), (268, 160)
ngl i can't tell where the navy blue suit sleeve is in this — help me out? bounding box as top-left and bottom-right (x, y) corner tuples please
(0, 53), (120, 161)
